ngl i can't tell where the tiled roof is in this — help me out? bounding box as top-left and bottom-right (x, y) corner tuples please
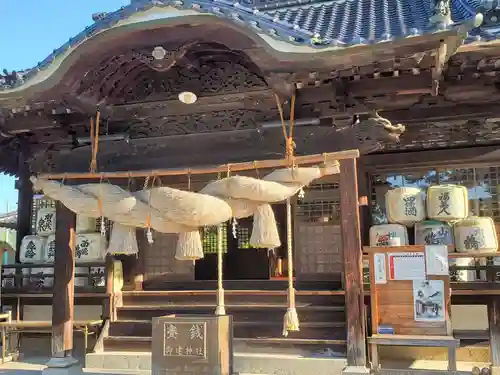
(0, 0), (491, 92)
(0, 211), (17, 229)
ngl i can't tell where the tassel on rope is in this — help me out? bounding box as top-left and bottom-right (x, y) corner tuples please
(90, 110), (101, 173)
(175, 231), (204, 261)
(175, 172), (204, 261)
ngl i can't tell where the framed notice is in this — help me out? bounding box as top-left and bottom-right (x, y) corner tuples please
(388, 252), (426, 281)
(373, 253), (387, 284)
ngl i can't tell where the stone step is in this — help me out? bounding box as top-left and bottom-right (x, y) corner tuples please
(86, 350), (348, 375)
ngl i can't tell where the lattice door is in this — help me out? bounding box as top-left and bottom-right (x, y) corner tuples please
(294, 176), (343, 280)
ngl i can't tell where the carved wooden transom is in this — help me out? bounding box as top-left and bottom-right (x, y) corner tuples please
(75, 42), (267, 105)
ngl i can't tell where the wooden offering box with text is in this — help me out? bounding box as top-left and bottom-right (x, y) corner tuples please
(365, 245), (452, 336)
(152, 315), (233, 375)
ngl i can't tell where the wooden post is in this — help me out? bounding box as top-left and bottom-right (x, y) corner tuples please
(52, 202), (76, 358)
(357, 161), (371, 247)
(339, 158), (367, 367)
(15, 157), (33, 262)
(488, 297), (500, 375)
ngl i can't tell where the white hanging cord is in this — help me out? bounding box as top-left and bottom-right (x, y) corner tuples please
(215, 169), (227, 315)
(283, 197), (299, 336)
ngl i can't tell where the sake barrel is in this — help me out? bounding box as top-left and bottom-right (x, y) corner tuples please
(32, 268), (54, 288)
(369, 224), (408, 247)
(20, 235), (46, 263)
(75, 267), (89, 287)
(90, 266), (106, 287)
(76, 215), (97, 234)
(427, 184), (468, 222)
(43, 234), (56, 263)
(385, 187), (425, 227)
(450, 258), (481, 282)
(35, 207), (56, 236)
(454, 216), (498, 254)
(75, 233), (107, 263)
(414, 220), (454, 247)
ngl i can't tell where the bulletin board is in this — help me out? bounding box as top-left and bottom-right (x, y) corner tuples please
(365, 245), (452, 336)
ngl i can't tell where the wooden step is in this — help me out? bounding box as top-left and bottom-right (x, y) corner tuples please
(109, 320), (346, 340)
(142, 280), (342, 291)
(116, 304), (345, 322)
(121, 290), (346, 306)
(103, 334), (347, 353)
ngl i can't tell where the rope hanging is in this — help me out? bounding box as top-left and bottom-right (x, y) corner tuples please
(143, 175), (154, 244)
(275, 93), (300, 336)
(90, 110), (101, 173)
(215, 169), (228, 316)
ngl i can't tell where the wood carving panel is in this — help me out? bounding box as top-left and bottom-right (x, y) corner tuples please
(76, 52), (267, 104)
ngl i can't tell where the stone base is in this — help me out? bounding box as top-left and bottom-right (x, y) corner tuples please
(342, 365), (371, 375)
(491, 365), (500, 375)
(43, 356), (80, 374)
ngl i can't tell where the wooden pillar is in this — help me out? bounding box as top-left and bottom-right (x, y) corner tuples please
(488, 297), (500, 375)
(15, 156), (33, 262)
(357, 161), (371, 247)
(339, 158), (367, 367)
(52, 202), (76, 357)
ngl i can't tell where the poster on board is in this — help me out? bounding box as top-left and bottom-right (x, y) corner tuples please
(388, 252), (426, 280)
(412, 280), (445, 322)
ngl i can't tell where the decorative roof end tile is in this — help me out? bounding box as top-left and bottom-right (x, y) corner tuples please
(429, 0), (454, 29)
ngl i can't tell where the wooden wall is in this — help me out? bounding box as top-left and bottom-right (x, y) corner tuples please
(138, 230), (194, 285)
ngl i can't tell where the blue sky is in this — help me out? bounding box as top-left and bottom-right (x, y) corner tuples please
(0, 0), (129, 213)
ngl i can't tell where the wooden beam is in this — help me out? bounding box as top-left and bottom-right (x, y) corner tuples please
(39, 149), (359, 180)
(52, 202), (76, 357)
(339, 158), (367, 367)
(488, 298), (500, 374)
(363, 145), (500, 172)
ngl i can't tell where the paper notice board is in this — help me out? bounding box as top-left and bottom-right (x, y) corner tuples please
(388, 252), (426, 281)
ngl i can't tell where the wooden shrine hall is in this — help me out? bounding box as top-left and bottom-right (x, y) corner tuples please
(2, 0), (500, 374)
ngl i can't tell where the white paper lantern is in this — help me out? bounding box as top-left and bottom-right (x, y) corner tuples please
(369, 224), (409, 247)
(385, 187), (425, 227)
(20, 235), (46, 263)
(415, 220), (454, 248)
(75, 233), (107, 263)
(454, 216), (498, 254)
(35, 207), (57, 236)
(427, 184), (468, 222)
